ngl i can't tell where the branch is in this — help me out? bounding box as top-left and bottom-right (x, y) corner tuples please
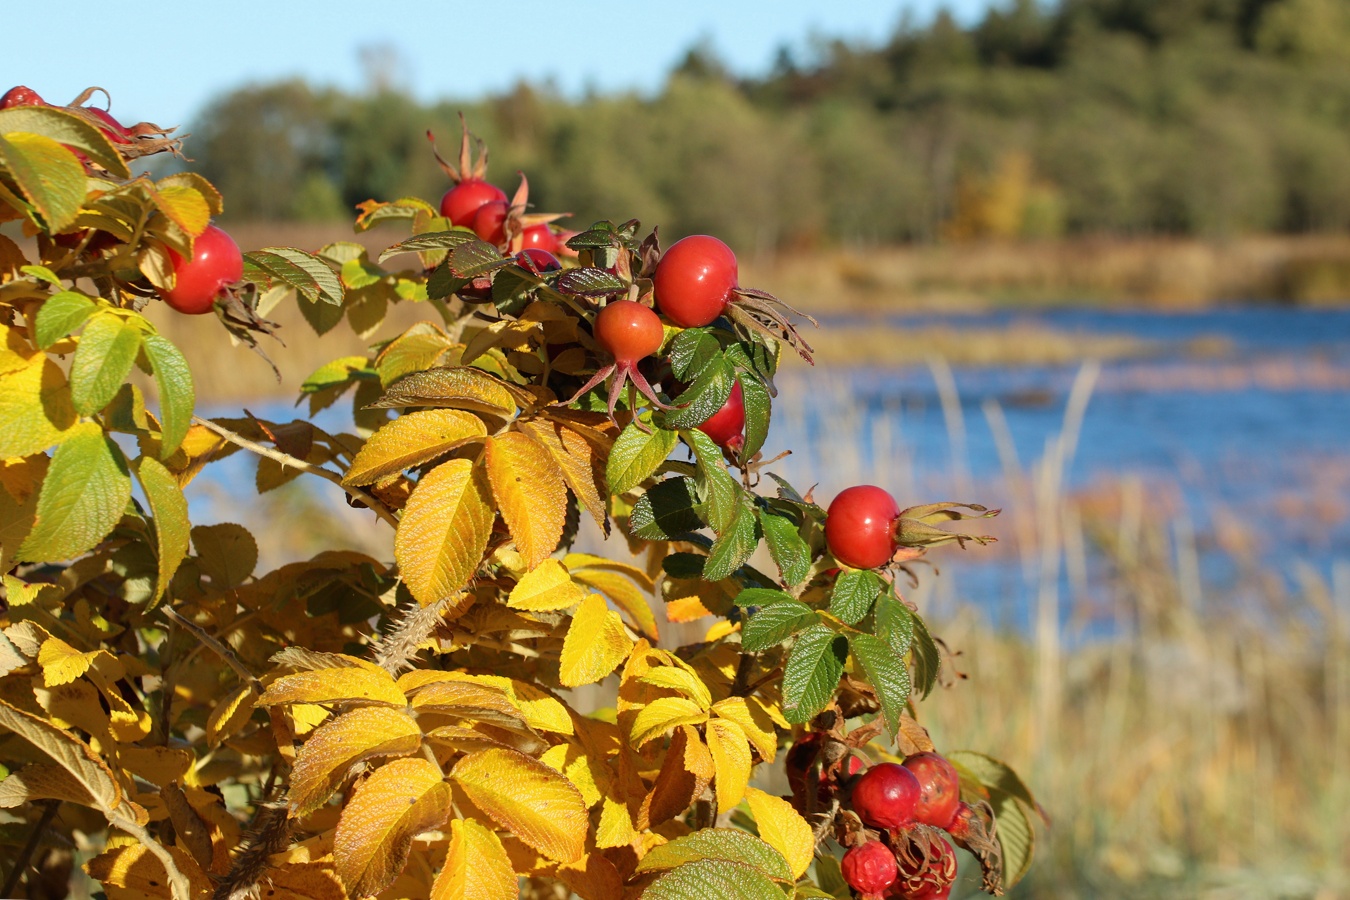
(192, 416), (400, 530)
(159, 607), (262, 694)
(2, 800), (58, 897)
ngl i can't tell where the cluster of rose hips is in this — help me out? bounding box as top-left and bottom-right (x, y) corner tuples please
(788, 737), (987, 899)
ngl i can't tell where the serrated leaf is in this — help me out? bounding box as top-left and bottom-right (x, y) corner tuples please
(451, 748), (588, 863)
(485, 432), (567, 569)
(395, 459), (495, 605)
(377, 229), (476, 262)
(710, 697), (779, 762)
(0, 131), (84, 230)
(84, 843), (213, 899)
(205, 683), (256, 747)
(667, 328), (723, 381)
(0, 763), (106, 809)
(0, 355), (77, 459)
(665, 358), (734, 430)
(554, 266), (627, 297)
(742, 600), (819, 653)
(258, 667), (407, 708)
(148, 184), (210, 238)
(744, 787), (815, 880)
(684, 428), (740, 531)
(629, 696), (709, 748)
(17, 422), (129, 563)
(334, 756), (451, 899)
(639, 667), (712, 709)
(0, 698), (122, 814)
(375, 328), (454, 386)
(983, 783), (1034, 888)
(630, 477), (701, 540)
(760, 510), (810, 588)
(733, 587), (795, 608)
(607, 420), (677, 495)
(289, 707), (424, 817)
(69, 312), (141, 416)
(518, 418), (610, 533)
(34, 290), (97, 349)
(874, 592), (914, 658)
(372, 366), (517, 416)
(910, 612), (941, 699)
(703, 495), (759, 582)
(344, 409), (486, 486)
(447, 239), (510, 278)
(0, 105), (130, 177)
(706, 717), (752, 814)
(781, 625), (846, 724)
(829, 570), (882, 625)
(570, 567), (658, 641)
(850, 633), (911, 738)
(431, 817), (518, 900)
(245, 247), (343, 306)
(740, 374), (772, 461)
(508, 558), (588, 611)
(191, 522), (257, 588)
(139, 334), (194, 458)
(635, 829), (792, 882)
(134, 456), (190, 605)
(642, 859), (785, 900)
(559, 593), (635, 688)
(36, 636), (101, 687)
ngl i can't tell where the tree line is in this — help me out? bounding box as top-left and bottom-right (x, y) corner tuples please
(186, 0), (1350, 249)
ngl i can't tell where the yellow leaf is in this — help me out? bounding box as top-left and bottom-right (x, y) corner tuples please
(639, 726), (713, 830)
(555, 852), (624, 900)
(570, 568), (658, 642)
(450, 748), (587, 863)
(118, 746), (192, 789)
(507, 558), (588, 611)
(711, 697), (779, 763)
(745, 787), (815, 880)
(205, 682), (257, 747)
(559, 593), (635, 688)
(0, 697), (122, 814)
(395, 459), (494, 605)
(518, 418), (609, 531)
(638, 666), (712, 710)
(374, 365), (519, 415)
(250, 862), (345, 900)
(36, 636), (101, 687)
(0, 762), (106, 809)
(431, 818), (518, 900)
(84, 843), (213, 900)
(562, 553), (656, 591)
(540, 743), (602, 807)
(343, 409), (487, 486)
(484, 432), (567, 570)
(706, 718), (752, 814)
(334, 757), (452, 899)
(481, 677), (573, 735)
(409, 680), (529, 731)
(595, 792), (636, 849)
(629, 696), (709, 749)
(258, 667), (407, 708)
(0, 355), (77, 459)
(289, 706), (424, 817)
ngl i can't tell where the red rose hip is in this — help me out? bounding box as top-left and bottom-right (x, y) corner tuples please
(825, 485), (902, 569)
(696, 379), (745, 451)
(653, 234), (738, 327)
(162, 224), (243, 315)
(850, 762), (921, 831)
(902, 753), (962, 830)
(1, 86), (44, 108)
(439, 178), (507, 227)
(842, 841), (898, 898)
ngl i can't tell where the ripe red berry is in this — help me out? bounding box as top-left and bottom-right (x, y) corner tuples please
(696, 379), (745, 451)
(841, 841), (898, 898)
(892, 836), (957, 900)
(1, 86), (44, 108)
(472, 198), (510, 244)
(520, 223), (558, 254)
(594, 301), (663, 365)
(516, 248), (561, 273)
(850, 762), (921, 831)
(825, 485), (902, 570)
(902, 753), (962, 830)
(162, 225), (243, 315)
(83, 107), (132, 144)
(439, 178), (507, 227)
(653, 234), (738, 327)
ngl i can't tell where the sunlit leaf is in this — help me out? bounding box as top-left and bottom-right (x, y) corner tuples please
(485, 432), (568, 569)
(289, 707), (424, 817)
(17, 422), (129, 563)
(344, 409), (487, 486)
(451, 748), (588, 863)
(395, 459), (494, 605)
(559, 593), (635, 688)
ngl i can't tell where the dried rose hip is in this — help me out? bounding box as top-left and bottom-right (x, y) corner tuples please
(903, 752), (962, 829)
(842, 840), (898, 899)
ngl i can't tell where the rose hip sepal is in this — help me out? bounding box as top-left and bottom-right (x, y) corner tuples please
(887, 829), (959, 900)
(946, 800), (1004, 895)
(564, 299), (672, 423)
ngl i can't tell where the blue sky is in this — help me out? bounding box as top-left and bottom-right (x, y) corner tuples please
(6, 1), (995, 127)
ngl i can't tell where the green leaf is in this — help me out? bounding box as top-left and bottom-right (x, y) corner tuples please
(635, 829), (792, 882)
(739, 374), (772, 461)
(703, 496), (759, 582)
(812, 855), (850, 900)
(987, 784), (1034, 888)
(667, 328), (723, 381)
(606, 420), (677, 495)
(828, 570), (882, 625)
(134, 456), (190, 606)
(0, 131), (85, 231)
(850, 633), (911, 738)
(946, 751), (1040, 811)
(17, 423), (130, 562)
(662, 552), (707, 580)
(781, 624), (847, 724)
(446, 239), (509, 279)
(244, 247), (343, 306)
(732, 587), (794, 608)
(140, 335), (195, 458)
(0, 105), (130, 178)
(554, 267), (626, 298)
(742, 600), (820, 653)
(910, 612), (941, 698)
(69, 313), (141, 417)
(873, 592), (914, 658)
(377, 229), (476, 262)
(34, 291), (97, 349)
(641, 859), (785, 900)
(630, 477), (702, 540)
(760, 510), (810, 588)
(684, 428), (740, 532)
(665, 358), (734, 430)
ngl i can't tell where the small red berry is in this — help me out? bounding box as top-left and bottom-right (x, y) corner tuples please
(850, 762), (921, 831)
(696, 379), (745, 451)
(516, 248), (561, 273)
(439, 178), (506, 227)
(902, 753), (962, 830)
(520, 223), (558, 254)
(162, 224), (243, 315)
(593, 300), (664, 365)
(472, 199), (510, 245)
(842, 841), (898, 898)
(653, 234), (738, 327)
(1, 86), (44, 108)
(825, 485), (902, 570)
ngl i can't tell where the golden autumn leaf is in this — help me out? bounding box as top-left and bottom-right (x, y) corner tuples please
(710, 697), (779, 763)
(254, 862), (346, 900)
(0, 762), (106, 809)
(0, 698), (122, 814)
(484, 432), (567, 570)
(36, 635), (103, 687)
(540, 743), (602, 807)
(569, 567), (658, 642)
(630, 696), (709, 748)
(333, 757), (452, 899)
(450, 748), (588, 863)
(84, 842), (213, 900)
(518, 418), (608, 532)
(507, 558), (588, 611)
(372, 365), (519, 416)
(343, 409), (487, 486)
(257, 667), (407, 708)
(706, 717), (752, 814)
(288, 706), (424, 817)
(395, 459), (495, 606)
(555, 852), (624, 900)
(408, 680), (530, 731)
(638, 666), (712, 710)
(745, 787), (815, 880)
(640, 725), (714, 831)
(559, 593), (635, 688)
(206, 682), (258, 747)
(430, 817), (518, 900)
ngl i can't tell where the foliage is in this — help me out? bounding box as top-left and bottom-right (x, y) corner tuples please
(0, 96), (1036, 899)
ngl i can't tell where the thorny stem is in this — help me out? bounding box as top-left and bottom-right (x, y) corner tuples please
(160, 606), (263, 694)
(192, 415), (400, 530)
(2, 800), (59, 898)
